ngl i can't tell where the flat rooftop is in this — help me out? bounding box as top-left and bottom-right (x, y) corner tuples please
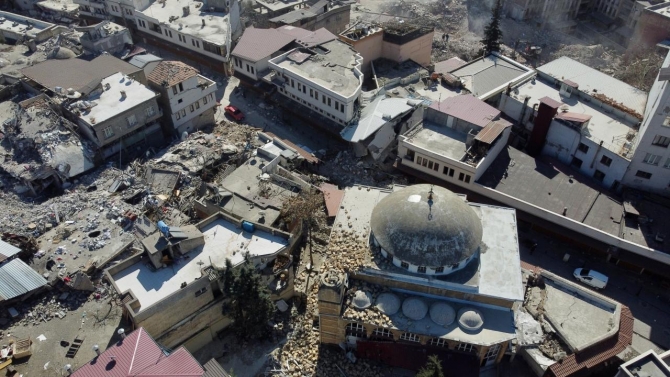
(334, 185), (524, 302)
(345, 279), (516, 346)
(403, 122), (468, 161)
(256, 0), (307, 12)
(650, 3), (670, 17)
(139, 0), (231, 45)
(112, 217), (287, 313)
(78, 72), (157, 125)
(512, 77), (638, 156)
(451, 53), (533, 98)
(0, 11), (54, 35)
(272, 39), (362, 97)
(536, 56), (647, 117)
(620, 351), (670, 377)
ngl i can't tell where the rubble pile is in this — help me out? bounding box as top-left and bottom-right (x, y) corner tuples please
(342, 281), (394, 328)
(323, 150), (405, 187)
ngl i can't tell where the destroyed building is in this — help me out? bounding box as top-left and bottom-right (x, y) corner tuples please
(75, 20), (133, 55)
(317, 184), (523, 373)
(147, 60), (217, 136)
(106, 211), (299, 352)
(268, 0), (352, 35)
(0, 10), (64, 44)
(252, 0), (308, 18)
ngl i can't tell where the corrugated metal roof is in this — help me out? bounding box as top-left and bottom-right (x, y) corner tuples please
(202, 359), (229, 377)
(231, 27), (297, 62)
(539, 96), (563, 108)
(341, 97), (413, 142)
(320, 182), (344, 217)
(537, 56), (648, 116)
(296, 28), (336, 47)
(136, 347), (204, 376)
(0, 240), (21, 261)
(475, 120), (511, 144)
(0, 259), (47, 301)
(434, 57), (467, 74)
(429, 94), (500, 128)
(451, 55), (529, 97)
(129, 54), (163, 69)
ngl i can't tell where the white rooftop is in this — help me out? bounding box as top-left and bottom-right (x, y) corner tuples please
(0, 11), (54, 35)
(80, 72), (157, 125)
(512, 78), (638, 155)
(403, 122), (469, 161)
(340, 96), (414, 142)
(112, 217), (287, 313)
(536, 56), (648, 117)
(139, 0), (232, 45)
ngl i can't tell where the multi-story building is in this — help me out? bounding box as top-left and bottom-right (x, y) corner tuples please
(504, 0), (586, 27)
(268, 0), (351, 35)
(67, 72), (164, 159)
(75, 20), (132, 54)
(266, 39), (363, 126)
(623, 52), (670, 195)
(0, 10), (63, 43)
(629, 2), (670, 51)
(147, 60), (217, 136)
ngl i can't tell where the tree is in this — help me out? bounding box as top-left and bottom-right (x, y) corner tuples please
(416, 355), (444, 377)
(280, 189), (325, 269)
(222, 258), (275, 340)
(481, 0), (503, 54)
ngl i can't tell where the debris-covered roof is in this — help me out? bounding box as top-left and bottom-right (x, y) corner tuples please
(0, 258), (47, 301)
(341, 96), (414, 142)
(474, 119), (511, 145)
(148, 60), (199, 88)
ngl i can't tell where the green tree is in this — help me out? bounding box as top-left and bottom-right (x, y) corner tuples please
(222, 258), (275, 340)
(416, 355), (444, 377)
(280, 189), (324, 269)
(481, 0), (503, 54)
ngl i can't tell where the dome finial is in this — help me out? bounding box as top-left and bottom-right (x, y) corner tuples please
(427, 185), (434, 220)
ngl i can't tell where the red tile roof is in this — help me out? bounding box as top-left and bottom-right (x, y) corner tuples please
(320, 182), (344, 217)
(71, 328), (205, 377)
(429, 95), (501, 128)
(231, 27), (297, 62)
(148, 61), (199, 88)
(555, 112), (592, 123)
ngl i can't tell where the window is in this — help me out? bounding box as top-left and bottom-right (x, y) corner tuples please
(145, 106), (155, 117)
(465, 175), (471, 183)
(434, 266), (444, 273)
(137, 19), (146, 28)
(209, 93), (214, 101)
(406, 149), (415, 161)
(400, 261), (409, 269)
(335, 101), (339, 111)
(177, 99), (183, 104)
(643, 153), (662, 165)
(322, 94), (326, 104)
(180, 109), (186, 117)
(371, 328), (393, 340)
(593, 170), (605, 182)
(428, 338), (448, 348)
(448, 168), (454, 177)
(302, 85), (306, 94)
(126, 114), (137, 127)
(428, 161), (433, 170)
(577, 142), (589, 153)
(433, 163), (439, 172)
(189, 104), (195, 112)
(483, 344), (501, 364)
(195, 287), (207, 297)
(124, 8), (132, 15)
(399, 333), (420, 343)
(663, 116), (670, 127)
(328, 97), (331, 106)
(345, 323), (366, 338)
(340, 103), (344, 113)
(664, 158), (670, 169)
(102, 126), (114, 139)
(178, 34), (185, 43)
(195, 101), (200, 110)
(636, 170), (653, 179)
(417, 266), (426, 273)
(175, 111), (181, 120)
(458, 172), (465, 181)
(456, 343), (476, 353)
(416, 156), (423, 165)
(290, 78), (294, 88)
(111, 5), (118, 11)
(297, 83), (301, 91)
(600, 155), (612, 167)
(203, 41), (223, 56)
(315, 92), (319, 101)
(203, 96), (208, 104)
(571, 157), (583, 168)
(172, 86), (178, 95)
(421, 158), (428, 167)
(178, 83), (184, 92)
(250, 66), (254, 74)
(652, 134), (670, 147)
(309, 88), (313, 98)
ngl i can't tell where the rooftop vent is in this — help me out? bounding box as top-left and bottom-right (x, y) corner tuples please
(183, 5), (189, 16)
(120, 90), (126, 99)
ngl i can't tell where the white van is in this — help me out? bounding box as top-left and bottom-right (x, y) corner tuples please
(573, 268), (608, 290)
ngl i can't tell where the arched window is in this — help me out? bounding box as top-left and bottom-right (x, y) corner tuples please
(456, 342), (477, 353)
(371, 327), (393, 341)
(345, 322), (366, 338)
(428, 338), (448, 348)
(399, 332), (420, 343)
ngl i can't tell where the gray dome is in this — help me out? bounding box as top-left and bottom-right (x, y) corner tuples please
(458, 307), (484, 332)
(402, 297), (428, 320)
(429, 302), (456, 326)
(370, 184), (483, 267)
(375, 293), (401, 315)
(352, 290), (372, 310)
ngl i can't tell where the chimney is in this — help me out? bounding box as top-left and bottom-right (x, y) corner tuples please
(117, 328), (126, 339)
(64, 364), (73, 376)
(202, 18), (205, 27)
(92, 344), (101, 356)
(120, 90), (127, 100)
(182, 5), (189, 16)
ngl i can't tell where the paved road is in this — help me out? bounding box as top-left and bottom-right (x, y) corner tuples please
(518, 226), (670, 353)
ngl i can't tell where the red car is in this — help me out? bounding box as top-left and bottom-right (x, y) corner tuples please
(224, 105), (245, 121)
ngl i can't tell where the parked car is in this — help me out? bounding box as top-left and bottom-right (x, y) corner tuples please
(573, 268), (608, 290)
(224, 105), (244, 121)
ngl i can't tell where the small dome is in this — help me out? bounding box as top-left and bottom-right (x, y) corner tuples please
(352, 290), (372, 310)
(458, 307), (484, 332)
(370, 184), (483, 267)
(429, 302), (456, 326)
(402, 297), (428, 320)
(375, 292), (401, 315)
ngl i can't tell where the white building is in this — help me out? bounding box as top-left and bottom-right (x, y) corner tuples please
(0, 10), (62, 43)
(147, 60), (217, 135)
(75, 21), (132, 54)
(498, 56), (648, 191)
(623, 52), (670, 196)
(231, 26), (304, 81)
(397, 95), (512, 188)
(266, 39), (363, 125)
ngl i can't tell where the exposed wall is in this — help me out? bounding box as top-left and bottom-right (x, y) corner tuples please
(381, 29), (433, 67)
(474, 128), (511, 181)
(85, 97), (161, 147)
(150, 75), (217, 136)
(629, 4), (670, 51)
(340, 30), (383, 73)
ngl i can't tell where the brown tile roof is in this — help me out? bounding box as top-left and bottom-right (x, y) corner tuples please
(21, 55), (140, 94)
(475, 119), (511, 144)
(231, 27), (297, 62)
(429, 94), (501, 128)
(539, 96), (563, 109)
(555, 112), (592, 123)
(320, 182), (344, 217)
(147, 60), (199, 88)
(434, 57), (467, 74)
